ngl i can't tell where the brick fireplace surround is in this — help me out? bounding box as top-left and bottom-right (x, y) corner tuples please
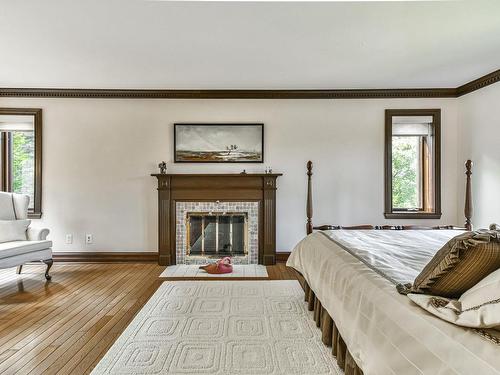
(152, 173), (282, 266)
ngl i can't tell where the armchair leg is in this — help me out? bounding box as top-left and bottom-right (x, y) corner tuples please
(43, 259), (53, 280)
(16, 265), (23, 274)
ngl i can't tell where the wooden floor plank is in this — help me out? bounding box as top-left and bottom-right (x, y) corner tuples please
(15, 265), (150, 374)
(0, 264), (97, 323)
(0, 264), (89, 313)
(0, 266), (129, 372)
(35, 267), (160, 375)
(0, 262), (297, 375)
(0, 265), (112, 350)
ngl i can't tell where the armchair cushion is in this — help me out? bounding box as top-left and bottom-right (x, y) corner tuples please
(0, 240), (53, 258)
(0, 219), (30, 243)
(11, 194), (29, 219)
(0, 193), (16, 220)
(0, 192), (29, 220)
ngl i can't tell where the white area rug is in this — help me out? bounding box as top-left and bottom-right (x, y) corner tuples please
(160, 264), (268, 278)
(91, 280), (342, 375)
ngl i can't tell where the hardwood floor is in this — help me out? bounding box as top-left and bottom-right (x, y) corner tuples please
(0, 262), (298, 375)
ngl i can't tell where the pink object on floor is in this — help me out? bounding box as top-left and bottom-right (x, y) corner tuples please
(199, 257), (233, 274)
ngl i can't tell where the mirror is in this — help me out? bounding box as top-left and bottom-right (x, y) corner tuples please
(384, 109), (441, 219)
(0, 108), (42, 218)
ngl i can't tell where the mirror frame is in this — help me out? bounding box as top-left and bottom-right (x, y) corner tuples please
(0, 108), (42, 218)
(384, 108), (441, 219)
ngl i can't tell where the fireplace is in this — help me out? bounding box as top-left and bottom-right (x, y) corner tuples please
(176, 201), (259, 264)
(186, 213), (247, 257)
(152, 173), (282, 266)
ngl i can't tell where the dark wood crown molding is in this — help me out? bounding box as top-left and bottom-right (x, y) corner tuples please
(456, 69), (500, 97)
(0, 87), (457, 99)
(0, 69), (498, 99)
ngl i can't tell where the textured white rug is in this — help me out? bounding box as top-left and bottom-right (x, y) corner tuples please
(160, 264), (268, 278)
(91, 280), (342, 375)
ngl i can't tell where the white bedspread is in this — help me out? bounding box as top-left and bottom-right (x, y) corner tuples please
(287, 230), (500, 375)
(322, 229), (463, 285)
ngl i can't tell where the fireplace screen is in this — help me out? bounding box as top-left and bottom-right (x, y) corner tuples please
(186, 213), (248, 257)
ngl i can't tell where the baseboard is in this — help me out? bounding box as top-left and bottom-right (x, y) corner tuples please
(276, 252), (290, 262)
(53, 252), (158, 263)
(53, 251), (288, 264)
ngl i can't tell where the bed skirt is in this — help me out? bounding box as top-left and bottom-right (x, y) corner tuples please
(303, 280), (364, 375)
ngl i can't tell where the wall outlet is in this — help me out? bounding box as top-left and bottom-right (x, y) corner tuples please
(65, 234), (73, 244)
(85, 234), (93, 244)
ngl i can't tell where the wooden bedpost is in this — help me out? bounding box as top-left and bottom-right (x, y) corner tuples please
(306, 161), (313, 235)
(464, 160), (473, 231)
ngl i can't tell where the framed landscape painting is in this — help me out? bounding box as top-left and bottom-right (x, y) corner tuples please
(174, 123), (264, 163)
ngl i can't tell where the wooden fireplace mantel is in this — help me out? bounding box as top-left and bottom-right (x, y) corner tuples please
(152, 172), (282, 266)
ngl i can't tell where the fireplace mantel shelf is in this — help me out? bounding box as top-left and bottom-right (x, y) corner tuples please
(152, 173), (282, 266)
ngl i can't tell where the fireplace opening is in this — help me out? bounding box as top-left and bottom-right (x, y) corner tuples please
(186, 212), (248, 258)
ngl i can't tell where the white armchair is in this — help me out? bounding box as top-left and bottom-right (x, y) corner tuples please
(0, 191), (53, 280)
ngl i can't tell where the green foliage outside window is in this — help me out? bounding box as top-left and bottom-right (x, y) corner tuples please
(392, 136), (419, 209)
(11, 131), (35, 207)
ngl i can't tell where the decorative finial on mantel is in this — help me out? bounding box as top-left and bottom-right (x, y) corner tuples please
(158, 161), (167, 174)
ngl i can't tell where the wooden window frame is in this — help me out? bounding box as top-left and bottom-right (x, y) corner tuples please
(384, 109), (441, 219)
(0, 108), (43, 219)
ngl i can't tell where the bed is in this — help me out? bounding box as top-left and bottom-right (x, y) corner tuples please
(286, 161), (500, 375)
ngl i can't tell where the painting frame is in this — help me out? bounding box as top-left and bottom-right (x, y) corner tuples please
(174, 123), (264, 163)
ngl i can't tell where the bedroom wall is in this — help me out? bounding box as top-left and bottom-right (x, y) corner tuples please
(457, 82), (500, 229)
(0, 97), (460, 253)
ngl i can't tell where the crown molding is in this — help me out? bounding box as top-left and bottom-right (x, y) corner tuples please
(0, 69), (498, 100)
(456, 69), (500, 97)
(0, 87), (457, 99)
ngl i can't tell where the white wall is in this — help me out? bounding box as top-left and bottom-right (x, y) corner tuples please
(458, 83), (500, 229)
(0, 97), (460, 253)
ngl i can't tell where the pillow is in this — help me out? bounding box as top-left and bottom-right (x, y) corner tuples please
(398, 228), (500, 298)
(0, 219), (30, 243)
(408, 268), (500, 329)
(460, 266), (500, 310)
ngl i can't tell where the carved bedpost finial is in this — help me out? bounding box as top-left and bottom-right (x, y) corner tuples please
(464, 160), (473, 231)
(306, 161), (313, 235)
(465, 160), (472, 175)
(307, 160), (313, 176)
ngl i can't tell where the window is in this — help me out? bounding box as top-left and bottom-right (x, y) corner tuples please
(0, 108), (42, 218)
(385, 109), (441, 219)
